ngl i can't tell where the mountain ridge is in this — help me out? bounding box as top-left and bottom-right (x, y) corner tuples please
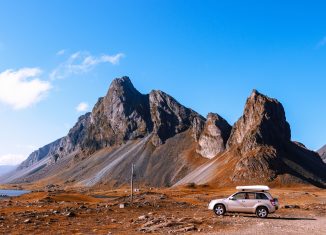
(2, 77), (325, 188)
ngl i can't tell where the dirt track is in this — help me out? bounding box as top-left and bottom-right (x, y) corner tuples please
(0, 186), (325, 234)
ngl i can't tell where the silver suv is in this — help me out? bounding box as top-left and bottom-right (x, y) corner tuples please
(208, 186), (279, 218)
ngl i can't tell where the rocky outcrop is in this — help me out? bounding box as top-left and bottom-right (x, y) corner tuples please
(196, 113), (231, 159)
(149, 90), (205, 146)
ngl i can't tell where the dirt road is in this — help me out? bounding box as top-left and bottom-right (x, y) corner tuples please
(0, 186), (325, 234)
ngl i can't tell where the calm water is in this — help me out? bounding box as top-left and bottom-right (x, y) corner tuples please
(0, 189), (30, 197)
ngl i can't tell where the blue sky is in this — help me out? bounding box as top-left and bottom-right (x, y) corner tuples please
(0, 0), (326, 165)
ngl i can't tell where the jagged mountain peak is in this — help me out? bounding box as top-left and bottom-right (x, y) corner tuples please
(227, 90), (291, 149)
(107, 76), (141, 99)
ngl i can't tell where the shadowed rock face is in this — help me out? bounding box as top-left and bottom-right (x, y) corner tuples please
(149, 90), (205, 146)
(196, 113), (231, 159)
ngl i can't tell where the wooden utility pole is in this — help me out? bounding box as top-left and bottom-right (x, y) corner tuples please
(131, 164), (134, 205)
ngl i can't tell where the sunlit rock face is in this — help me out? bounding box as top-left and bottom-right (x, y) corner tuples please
(196, 113), (231, 159)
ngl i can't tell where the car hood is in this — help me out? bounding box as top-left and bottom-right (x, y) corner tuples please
(210, 198), (228, 204)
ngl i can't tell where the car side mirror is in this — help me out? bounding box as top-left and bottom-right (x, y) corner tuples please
(229, 197), (236, 201)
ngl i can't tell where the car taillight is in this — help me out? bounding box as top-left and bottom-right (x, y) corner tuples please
(270, 199), (276, 206)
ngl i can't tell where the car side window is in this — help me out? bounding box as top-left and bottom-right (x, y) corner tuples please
(246, 193), (255, 199)
(233, 193), (245, 199)
(256, 193), (268, 200)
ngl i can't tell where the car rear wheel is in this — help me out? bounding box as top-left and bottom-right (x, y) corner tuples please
(213, 204), (226, 216)
(256, 206), (268, 218)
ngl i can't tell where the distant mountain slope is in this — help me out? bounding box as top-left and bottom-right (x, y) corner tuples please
(318, 145), (326, 163)
(0, 165), (17, 177)
(1, 77), (325, 188)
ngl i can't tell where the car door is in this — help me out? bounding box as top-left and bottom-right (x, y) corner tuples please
(241, 192), (256, 213)
(227, 192), (246, 212)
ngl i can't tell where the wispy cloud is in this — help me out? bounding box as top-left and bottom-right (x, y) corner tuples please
(0, 153), (27, 165)
(76, 102), (89, 112)
(0, 68), (52, 109)
(0, 50), (124, 110)
(316, 36), (326, 48)
(50, 51), (125, 80)
(56, 49), (66, 56)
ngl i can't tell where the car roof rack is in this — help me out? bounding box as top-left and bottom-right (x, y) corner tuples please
(236, 185), (270, 192)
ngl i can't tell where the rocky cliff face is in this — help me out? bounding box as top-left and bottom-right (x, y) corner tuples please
(196, 113), (231, 158)
(225, 90), (325, 184)
(225, 90), (291, 181)
(149, 90), (205, 146)
(318, 145), (326, 163)
(80, 77), (152, 153)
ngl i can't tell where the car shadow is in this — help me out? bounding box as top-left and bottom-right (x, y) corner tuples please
(221, 214), (316, 221)
(243, 215), (316, 221)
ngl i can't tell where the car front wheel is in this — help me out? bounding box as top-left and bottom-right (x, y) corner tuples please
(213, 204), (226, 216)
(256, 206), (268, 218)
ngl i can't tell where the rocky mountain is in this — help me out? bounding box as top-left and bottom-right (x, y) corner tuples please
(176, 90), (326, 187)
(1, 78), (325, 188)
(1, 77), (207, 186)
(318, 145), (326, 163)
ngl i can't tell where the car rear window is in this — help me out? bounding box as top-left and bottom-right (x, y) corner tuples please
(256, 193), (268, 200)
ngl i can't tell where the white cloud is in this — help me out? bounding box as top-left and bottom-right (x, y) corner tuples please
(50, 51), (125, 80)
(76, 102), (89, 112)
(316, 36), (326, 48)
(0, 68), (52, 109)
(56, 49), (66, 56)
(0, 154), (27, 165)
